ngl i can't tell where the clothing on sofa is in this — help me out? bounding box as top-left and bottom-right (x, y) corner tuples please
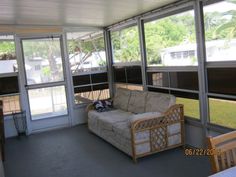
(93, 100), (113, 112)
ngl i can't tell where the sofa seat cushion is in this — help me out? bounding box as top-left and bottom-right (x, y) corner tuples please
(88, 109), (133, 133)
(127, 90), (147, 114)
(88, 109), (133, 155)
(90, 109), (132, 123)
(88, 109), (153, 141)
(113, 88), (131, 111)
(145, 91), (175, 113)
(112, 121), (131, 139)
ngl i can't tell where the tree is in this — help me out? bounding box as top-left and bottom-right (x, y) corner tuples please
(214, 1), (236, 40)
(68, 35), (106, 72)
(0, 41), (16, 60)
(23, 38), (62, 82)
(144, 12), (195, 65)
(111, 26), (140, 62)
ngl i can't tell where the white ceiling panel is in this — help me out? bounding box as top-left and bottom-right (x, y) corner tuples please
(0, 0), (179, 27)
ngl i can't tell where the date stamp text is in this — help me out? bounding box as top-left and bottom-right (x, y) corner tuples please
(184, 148), (221, 156)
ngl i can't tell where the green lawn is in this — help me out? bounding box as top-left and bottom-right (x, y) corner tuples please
(176, 97), (236, 129)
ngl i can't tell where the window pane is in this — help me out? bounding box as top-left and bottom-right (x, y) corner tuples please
(170, 72), (198, 90)
(74, 93), (92, 104)
(91, 73), (108, 83)
(0, 95), (21, 115)
(114, 66), (142, 84)
(74, 86), (92, 93)
(147, 72), (169, 87)
(111, 26), (141, 63)
(209, 97), (236, 128)
(28, 86), (67, 120)
(73, 71), (109, 105)
(22, 38), (64, 85)
(92, 83), (109, 91)
(144, 10), (197, 66)
(73, 75), (90, 86)
(93, 84), (110, 100)
(148, 87), (169, 94)
(207, 68), (236, 95)
(67, 31), (109, 105)
(204, 1), (236, 62)
(115, 83), (143, 91)
(74, 86), (92, 104)
(114, 67), (126, 83)
(0, 76), (19, 95)
(147, 71), (198, 90)
(126, 66), (142, 84)
(0, 35), (17, 74)
(171, 91), (199, 119)
(170, 90), (199, 99)
(67, 31), (106, 74)
(176, 97), (200, 119)
(74, 87), (110, 104)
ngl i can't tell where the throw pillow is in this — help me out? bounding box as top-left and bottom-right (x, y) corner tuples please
(93, 100), (113, 112)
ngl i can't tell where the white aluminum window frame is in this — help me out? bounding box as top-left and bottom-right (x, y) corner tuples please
(65, 29), (110, 107)
(19, 35), (69, 121)
(0, 34), (21, 115)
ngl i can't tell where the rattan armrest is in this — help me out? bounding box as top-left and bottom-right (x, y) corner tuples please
(131, 115), (165, 132)
(162, 104), (184, 124)
(131, 104), (184, 131)
(86, 103), (94, 112)
(130, 104), (184, 163)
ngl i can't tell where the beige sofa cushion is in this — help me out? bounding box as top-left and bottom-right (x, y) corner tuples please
(127, 90), (147, 113)
(113, 88), (131, 111)
(88, 109), (132, 131)
(145, 92), (175, 113)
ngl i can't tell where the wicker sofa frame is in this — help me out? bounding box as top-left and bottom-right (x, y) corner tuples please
(130, 104), (184, 162)
(87, 103), (184, 162)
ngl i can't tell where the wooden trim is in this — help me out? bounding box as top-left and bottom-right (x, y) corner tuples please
(0, 25), (62, 34)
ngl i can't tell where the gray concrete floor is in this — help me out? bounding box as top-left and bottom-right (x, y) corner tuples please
(4, 125), (211, 177)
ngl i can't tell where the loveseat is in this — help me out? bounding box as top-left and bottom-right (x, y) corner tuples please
(87, 88), (184, 162)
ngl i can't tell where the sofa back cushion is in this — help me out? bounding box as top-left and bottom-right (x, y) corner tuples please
(127, 90), (147, 114)
(145, 92), (175, 113)
(113, 88), (131, 111)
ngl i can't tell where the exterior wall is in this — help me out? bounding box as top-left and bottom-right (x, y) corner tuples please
(161, 39), (236, 66)
(0, 60), (17, 73)
(185, 124), (204, 148)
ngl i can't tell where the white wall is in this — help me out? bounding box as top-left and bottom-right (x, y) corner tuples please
(72, 105), (88, 125)
(4, 105), (88, 137)
(4, 115), (18, 138)
(185, 124), (205, 148)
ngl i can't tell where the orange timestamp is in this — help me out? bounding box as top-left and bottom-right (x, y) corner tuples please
(184, 148), (221, 156)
